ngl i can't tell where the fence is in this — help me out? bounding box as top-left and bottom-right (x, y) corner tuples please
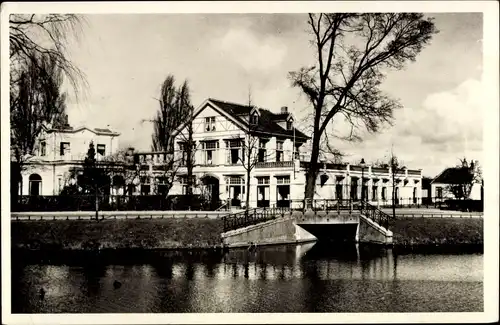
(376, 197), (483, 212)
(359, 201), (392, 230)
(222, 206), (289, 232)
(12, 195), (218, 212)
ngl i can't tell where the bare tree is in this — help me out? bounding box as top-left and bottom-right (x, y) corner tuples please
(445, 158), (482, 200)
(370, 149), (405, 218)
(151, 76), (196, 201)
(151, 75), (189, 151)
(10, 14), (87, 205)
(10, 52), (69, 202)
(9, 14), (87, 97)
(289, 13), (437, 206)
(175, 81), (196, 199)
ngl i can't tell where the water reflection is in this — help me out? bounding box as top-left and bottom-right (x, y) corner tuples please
(12, 243), (483, 313)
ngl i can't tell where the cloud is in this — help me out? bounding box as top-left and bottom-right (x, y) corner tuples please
(397, 78), (483, 148)
(324, 78), (484, 177)
(210, 28), (287, 72)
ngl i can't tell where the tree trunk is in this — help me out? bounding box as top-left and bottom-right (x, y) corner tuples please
(245, 167), (251, 210)
(304, 139), (321, 209)
(11, 162), (21, 209)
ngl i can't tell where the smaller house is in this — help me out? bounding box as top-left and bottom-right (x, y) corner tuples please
(431, 166), (482, 201)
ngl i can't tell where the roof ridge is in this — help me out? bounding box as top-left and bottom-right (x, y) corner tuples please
(209, 98), (253, 108)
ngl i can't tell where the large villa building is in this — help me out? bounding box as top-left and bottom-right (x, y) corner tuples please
(136, 98), (423, 209)
(18, 98), (424, 209)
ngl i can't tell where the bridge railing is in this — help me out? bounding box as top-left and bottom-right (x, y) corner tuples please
(359, 201), (393, 231)
(222, 206), (288, 232)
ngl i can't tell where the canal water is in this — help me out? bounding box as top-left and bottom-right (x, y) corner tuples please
(11, 243), (483, 313)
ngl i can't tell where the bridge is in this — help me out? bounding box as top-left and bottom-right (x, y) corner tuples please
(221, 200), (395, 248)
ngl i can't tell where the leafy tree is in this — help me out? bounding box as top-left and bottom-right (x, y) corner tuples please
(289, 13), (437, 207)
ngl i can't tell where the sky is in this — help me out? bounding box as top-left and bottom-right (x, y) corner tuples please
(62, 13), (483, 177)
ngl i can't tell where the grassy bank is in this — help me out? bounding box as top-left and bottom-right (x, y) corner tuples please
(389, 217), (483, 246)
(11, 218), (224, 250)
(10, 215), (483, 252)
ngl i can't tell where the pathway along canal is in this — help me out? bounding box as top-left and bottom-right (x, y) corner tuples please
(11, 243), (483, 313)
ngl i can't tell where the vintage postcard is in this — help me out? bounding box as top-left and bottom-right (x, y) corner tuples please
(1, 1), (498, 324)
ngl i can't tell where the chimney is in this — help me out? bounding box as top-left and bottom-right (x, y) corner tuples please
(281, 106), (288, 114)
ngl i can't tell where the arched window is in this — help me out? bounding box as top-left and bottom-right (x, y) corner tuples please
(29, 174), (42, 196)
(286, 118), (293, 130)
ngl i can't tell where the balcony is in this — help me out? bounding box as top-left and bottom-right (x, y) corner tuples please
(255, 161), (294, 169)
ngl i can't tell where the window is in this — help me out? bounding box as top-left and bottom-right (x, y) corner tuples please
(205, 116), (216, 132)
(276, 176), (290, 208)
(286, 119), (293, 130)
(336, 184), (343, 200)
(294, 145), (300, 160)
(179, 142), (188, 165)
(436, 186), (443, 199)
(350, 179), (358, 200)
(227, 139), (242, 165)
(258, 139), (267, 162)
(229, 176), (244, 185)
(156, 177), (168, 195)
(97, 144), (106, 156)
(140, 176), (150, 195)
(60, 142), (70, 156)
(39, 140), (46, 156)
(178, 175), (196, 194)
(203, 141), (218, 165)
(276, 141), (284, 162)
(257, 177), (270, 207)
(372, 186), (378, 200)
(276, 176), (290, 184)
(257, 177), (270, 185)
(29, 174), (42, 196)
(250, 113), (258, 125)
(362, 185), (368, 201)
(320, 174), (329, 187)
(381, 187), (387, 200)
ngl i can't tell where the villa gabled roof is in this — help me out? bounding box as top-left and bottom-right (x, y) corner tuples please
(208, 98), (310, 140)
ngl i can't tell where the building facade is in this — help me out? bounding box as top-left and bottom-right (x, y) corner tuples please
(431, 166), (483, 201)
(17, 124), (121, 196)
(134, 98), (423, 209)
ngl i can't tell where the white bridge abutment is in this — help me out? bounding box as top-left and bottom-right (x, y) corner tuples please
(221, 211), (393, 247)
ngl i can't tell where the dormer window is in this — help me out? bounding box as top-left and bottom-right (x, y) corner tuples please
(250, 113), (258, 125)
(286, 118), (293, 130)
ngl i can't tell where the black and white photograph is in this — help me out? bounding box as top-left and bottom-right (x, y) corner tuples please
(1, 1), (498, 323)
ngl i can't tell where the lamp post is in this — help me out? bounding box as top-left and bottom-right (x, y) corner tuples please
(360, 158), (366, 203)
